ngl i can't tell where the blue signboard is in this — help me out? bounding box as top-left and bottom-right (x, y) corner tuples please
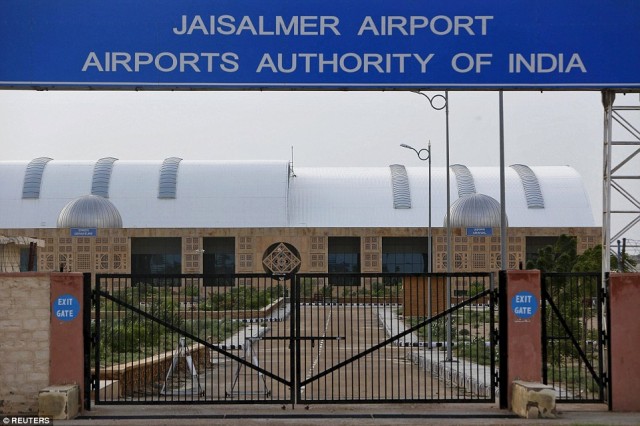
(466, 227), (493, 236)
(511, 291), (538, 320)
(52, 294), (80, 322)
(1, 1), (639, 90)
(70, 228), (97, 237)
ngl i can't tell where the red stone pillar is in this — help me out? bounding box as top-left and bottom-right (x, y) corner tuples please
(49, 272), (85, 410)
(505, 270), (543, 408)
(609, 273), (640, 412)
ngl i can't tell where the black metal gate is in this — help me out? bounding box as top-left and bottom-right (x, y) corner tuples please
(293, 273), (497, 403)
(92, 274), (295, 405)
(89, 272), (498, 405)
(541, 272), (609, 404)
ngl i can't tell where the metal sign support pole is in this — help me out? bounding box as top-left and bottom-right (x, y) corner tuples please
(499, 91), (507, 269)
(602, 90), (615, 277)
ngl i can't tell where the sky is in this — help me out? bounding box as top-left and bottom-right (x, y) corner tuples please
(0, 89), (638, 247)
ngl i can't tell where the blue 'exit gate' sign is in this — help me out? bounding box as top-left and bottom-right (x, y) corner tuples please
(511, 291), (538, 320)
(52, 294), (80, 322)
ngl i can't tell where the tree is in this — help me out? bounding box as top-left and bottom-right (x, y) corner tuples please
(468, 281), (486, 298)
(567, 244), (636, 273)
(526, 237), (636, 273)
(526, 235), (577, 272)
(571, 244), (602, 272)
(526, 235), (588, 364)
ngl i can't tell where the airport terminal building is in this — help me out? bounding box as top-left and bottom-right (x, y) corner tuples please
(0, 158), (600, 276)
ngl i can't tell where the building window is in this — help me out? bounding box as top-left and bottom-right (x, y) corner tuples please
(43, 254), (54, 271)
(311, 236), (325, 251)
(131, 237), (182, 275)
(113, 253), (127, 271)
(58, 253), (72, 272)
(203, 237), (235, 275)
(472, 253), (486, 269)
(239, 236), (253, 251)
(381, 237), (429, 274)
(493, 253), (502, 269)
(95, 253), (109, 271)
(311, 253), (325, 269)
(76, 253), (91, 271)
(364, 237), (379, 251)
(525, 236), (560, 264)
(364, 253), (378, 269)
(328, 237), (360, 273)
(239, 253), (253, 269)
(20, 247), (37, 272)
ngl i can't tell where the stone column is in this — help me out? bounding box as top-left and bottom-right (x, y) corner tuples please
(609, 273), (640, 411)
(505, 270), (543, 408)
(49, 273), (85, 410)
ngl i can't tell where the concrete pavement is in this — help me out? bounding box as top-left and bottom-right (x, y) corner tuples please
(53, 403), (640, 426)
(69, 303), (639, 425)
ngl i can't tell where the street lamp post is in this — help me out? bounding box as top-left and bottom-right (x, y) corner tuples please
(409, 90), (452, 360)
(444, 91), (453, 361)
(400, 142), (432, 346)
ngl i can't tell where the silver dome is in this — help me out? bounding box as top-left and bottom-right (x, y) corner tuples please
(447, 194), (506, 228)
(57, 195), (123, 228)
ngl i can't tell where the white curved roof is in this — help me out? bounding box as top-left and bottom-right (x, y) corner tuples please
(0, 160), (595, 229)
(0, 160), (290, 228)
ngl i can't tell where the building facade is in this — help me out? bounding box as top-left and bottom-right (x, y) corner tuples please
(0, 159), (600, 277)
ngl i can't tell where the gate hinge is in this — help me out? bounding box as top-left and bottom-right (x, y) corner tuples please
(91, 333), (99, 345)
(600, 286), (607, 301)
(600, 330), (608, 347)
(491, 330), (499, 346)
(494, 371), (500, 387)
(91, 289), (100, 307)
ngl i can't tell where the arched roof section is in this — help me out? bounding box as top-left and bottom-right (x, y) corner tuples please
(450, 164), (476, 197)
(288, 167), (449, 227)
(389, 164), (411, 209)
(91, 157), (118, 198)
(22, 157), (53, 199)
(510, 164), (545, 209)
(0, 160), (594, 229)
(158, 157), (182, 199)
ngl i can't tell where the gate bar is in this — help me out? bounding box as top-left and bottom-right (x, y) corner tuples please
(293, 274), (299, 408)
(93, 275), (101, 404)
(82, 272), (92, 411)
(97, 288), (288, 384)
(541, 272), (608, 403)
(605, 272), (612, 410)
(298, 288), (493, 388)
(498, 270), (509, 409)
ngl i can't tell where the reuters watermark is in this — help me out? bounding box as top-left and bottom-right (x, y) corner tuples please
(1, 417), (51, 425)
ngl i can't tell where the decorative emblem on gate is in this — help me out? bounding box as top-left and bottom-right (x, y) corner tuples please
(262, 242), (301, 274)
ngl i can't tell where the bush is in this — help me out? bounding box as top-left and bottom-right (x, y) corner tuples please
(199, 286), (280, 311)
(456, 337), (493, 366)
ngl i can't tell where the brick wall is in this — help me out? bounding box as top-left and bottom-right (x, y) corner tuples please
(0, 273), (51, 415)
